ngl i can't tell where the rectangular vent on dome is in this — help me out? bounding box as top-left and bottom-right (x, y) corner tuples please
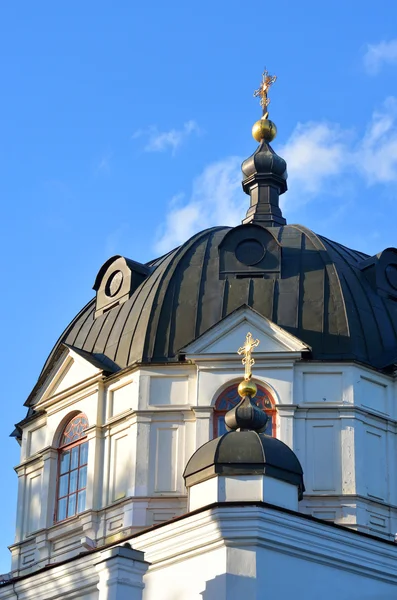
(102, 302), (119, 314)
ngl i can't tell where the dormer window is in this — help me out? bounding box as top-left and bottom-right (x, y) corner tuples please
(218, 224), (281, 279)
(93, 255), (151, 318)
(56, 414), (89, 522)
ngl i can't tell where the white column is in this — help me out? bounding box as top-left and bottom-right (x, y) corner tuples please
(95, 545), (149, 600)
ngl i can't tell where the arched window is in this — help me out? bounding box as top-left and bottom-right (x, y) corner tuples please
(213, 383), (277, 437)
(56, 413), (89, 522)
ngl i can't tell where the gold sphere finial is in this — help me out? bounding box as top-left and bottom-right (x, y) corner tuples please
(238, 379), (257, 398)
(252, 118), (277, 142)
(252, 68), (277, 143)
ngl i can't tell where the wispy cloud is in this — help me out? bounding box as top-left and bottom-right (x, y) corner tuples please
(364, 39), (397, 75)
(279, 122), (348, 202)
(279, 97), (397, 204)
(154, 157), (243, 254)
(132, 120), (200, 155)
(358, 97), (397, 183)
(154, 97), (397, 253)
(95, 152), (113, 176)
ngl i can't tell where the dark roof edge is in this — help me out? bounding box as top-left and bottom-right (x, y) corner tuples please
(62, 344), (120, 374)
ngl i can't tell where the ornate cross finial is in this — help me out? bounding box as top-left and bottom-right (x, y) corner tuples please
(253, 68), (277, 118)
(237, 332), (260, 381)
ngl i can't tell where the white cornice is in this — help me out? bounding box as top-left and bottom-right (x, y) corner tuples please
(189, 352), (303, 366)
(131, 504), (397, 583)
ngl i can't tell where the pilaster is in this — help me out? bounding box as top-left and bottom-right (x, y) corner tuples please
(134, 416), (151, 497)
(86, 425), (103, 511)
(39, 447), (58, 529)
(192, 407), (213, 450)
(277, 405), (296, 449)
(95, 545), (149, 600)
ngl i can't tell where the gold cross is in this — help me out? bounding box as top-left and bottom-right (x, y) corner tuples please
(237, 332), (260, 381)
(253, 68), (277, 117)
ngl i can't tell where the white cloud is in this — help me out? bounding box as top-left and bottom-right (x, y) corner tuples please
(132, 120), (200, 155)
(95, 152), (112, 176)
(154, 98), (397, 253)
(364, 40), (397, 75)
(154, 157), (244, 254)
(278, 97), (397, 203)
(358, 97), (397, 183)
(278, 122), (347, 200)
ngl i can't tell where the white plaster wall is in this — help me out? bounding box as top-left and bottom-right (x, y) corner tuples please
(143, 547), (227, 600)
(11, 343), (397, 575)
(5, 504), (397, 600)
(134, 505), (397, 600)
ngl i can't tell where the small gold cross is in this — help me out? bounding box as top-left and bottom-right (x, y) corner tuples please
(253, 68), (277, 117)
(237, 332), (260, 380)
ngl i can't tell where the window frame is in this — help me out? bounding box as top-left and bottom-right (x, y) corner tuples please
(213, 383), (277, 437)
(55, 413), (89, 523)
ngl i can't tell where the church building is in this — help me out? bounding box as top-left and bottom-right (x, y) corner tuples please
(2, 71), (397, 599)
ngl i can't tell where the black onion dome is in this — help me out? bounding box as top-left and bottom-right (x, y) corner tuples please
(183, 430), (305, 500)
(242, 140), (287, 193)
(26, 223), (397, 406)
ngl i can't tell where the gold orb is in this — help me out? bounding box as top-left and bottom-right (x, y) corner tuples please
(238, 380), (257, 398)
(252, 119), (277, 143)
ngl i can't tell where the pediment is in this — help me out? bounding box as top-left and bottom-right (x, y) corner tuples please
(182, 305), (310, 357)
(33, 345), (106, 407)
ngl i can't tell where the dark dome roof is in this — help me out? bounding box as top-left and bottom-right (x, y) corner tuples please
(29, 222), (397, 405)
(183, 430), (305, 500)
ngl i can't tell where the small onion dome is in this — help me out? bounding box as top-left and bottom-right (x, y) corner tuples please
(242, 140), (288, 195)
(183, 430), (305, 500)
(224, 390), (268, 433)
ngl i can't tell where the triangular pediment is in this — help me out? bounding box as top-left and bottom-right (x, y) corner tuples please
(32, 345), (106, 407)
(182, 305), (310, 357)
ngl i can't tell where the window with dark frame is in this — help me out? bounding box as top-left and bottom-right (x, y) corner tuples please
(213, 383), (277, 437)
(56, 413), (89, 523)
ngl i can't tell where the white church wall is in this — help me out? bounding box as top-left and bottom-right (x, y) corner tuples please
(355, 369), (390, 416)
(10, 353), (397, 575)
(294, 362), (397, 539)
(133, 504), (397, 600)
(194, 359), (293, 408)
(5, 504), (397, 600)
(138, 366), (197, 409)
(25, 468), (42, 535)
(108, 423), (133, 503)
(27, 425), (46, 457)
(294, 363), (353, 405)
(308, 418), (341, 493)
(148, 418), (185, 496)
(108, 381), (136, 418)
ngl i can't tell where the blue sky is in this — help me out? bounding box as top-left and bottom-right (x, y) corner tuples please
(1, 0), (397, 572)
